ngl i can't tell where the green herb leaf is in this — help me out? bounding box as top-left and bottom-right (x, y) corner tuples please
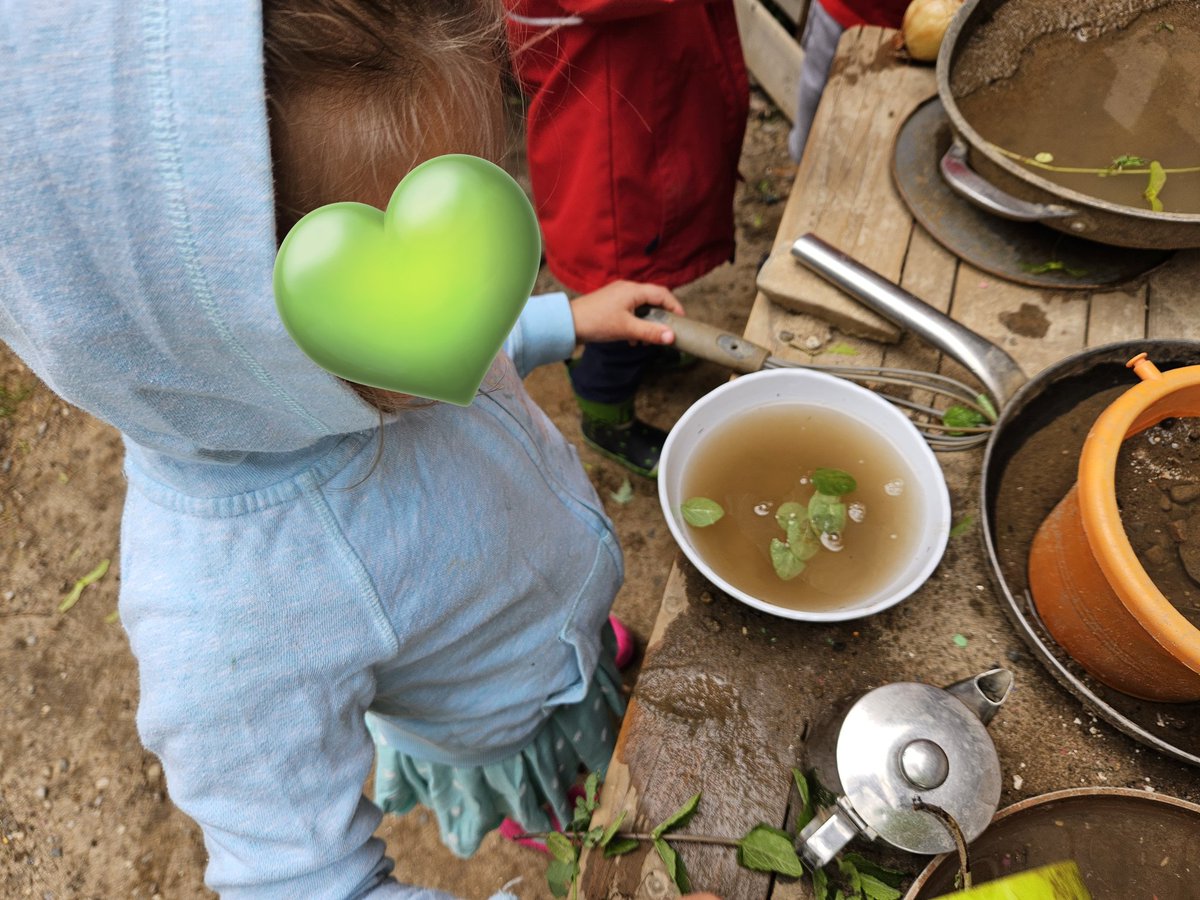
(584, 771), (600, 807)
(838, 857), (864, 894)
(842, 853), (908, 888)
(681, 497), (724, 527)
(1109, 154), (1148, 170)
(953, 633), (969, 648)
(790, 522), (822, 561)
(737, 824), (805, 877)
(1145, 160), (1166, 212)
(584, 826), (605, 848)
(770, 538), (807, 581)
(603, 836), (640, 857)
(792, 768), (814, 832)
(1033, 151), (1054, 163)
(775, 501), (807, 532)
(654, 839), (693, 893)
(610, 478), (635, 505)
(651, 792), (700, 839)
(976, 393), (998, 422)
(546, 858), (578, 898)
(59, 558), (111, 613)
(812, 468), (857, 496)
(599, 809), (627, 847)
(860, 873), (903, 900)
(813, 865), (831, 900)
(949, 516), (975, 538)
(546, 832), (577, 866)
(942, 405), (987, 432)
(808, 493), (846, 536)
(826, 342), (858, 357)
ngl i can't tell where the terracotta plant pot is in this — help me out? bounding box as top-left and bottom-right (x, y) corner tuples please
(933, 861), (1091, 900)
(1028, 354), (1200, 702)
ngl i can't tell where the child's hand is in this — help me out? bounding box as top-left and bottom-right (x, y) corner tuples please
(570, 280), (685, 345)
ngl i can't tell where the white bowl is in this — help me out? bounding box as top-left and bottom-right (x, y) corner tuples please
(658, 368), (951, 622)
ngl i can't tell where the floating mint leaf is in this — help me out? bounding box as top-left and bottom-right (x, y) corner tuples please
(791, 522), (821, 561)
(651, 791), (700, 838)
(654, 839), (692, 893)
(808, 493), (847, 536)
(737, 824), (805, 877)
(775, 501), (807, 532)
(1109, 154), (1148, 170)
(603, 836), (639, 857)
(771, 538), (807, 581)
(1145, 160), (1166, 212)
(681, 497), (724, 527)
(812, 468), (856, 496)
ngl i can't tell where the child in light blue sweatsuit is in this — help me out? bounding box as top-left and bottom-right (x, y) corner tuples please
(0, 1), (686, 896)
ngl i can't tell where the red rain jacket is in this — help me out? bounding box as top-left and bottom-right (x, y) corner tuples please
(506, 0), (749, 293)
(819, 0), (908, 29)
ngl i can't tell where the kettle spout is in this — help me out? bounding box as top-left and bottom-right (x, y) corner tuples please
(944, 668), (1014, 726)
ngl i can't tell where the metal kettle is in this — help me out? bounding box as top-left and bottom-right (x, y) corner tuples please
(796, 668), (1014, 869)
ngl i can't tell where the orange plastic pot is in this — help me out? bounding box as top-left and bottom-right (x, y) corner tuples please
(1029, 354), (1200, 702)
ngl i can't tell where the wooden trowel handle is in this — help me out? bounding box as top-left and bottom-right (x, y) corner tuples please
(637, 307), (769, 374)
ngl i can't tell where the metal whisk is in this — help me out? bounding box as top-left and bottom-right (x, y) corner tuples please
(639, 307), (997, 451)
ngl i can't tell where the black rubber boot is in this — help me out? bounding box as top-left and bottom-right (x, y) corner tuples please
(576, 396), (666, 479)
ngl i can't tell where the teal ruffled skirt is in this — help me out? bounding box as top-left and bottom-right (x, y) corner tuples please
(366, 637), (626, 858)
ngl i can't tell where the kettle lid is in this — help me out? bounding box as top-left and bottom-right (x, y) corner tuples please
(835, 682), (1002, 854)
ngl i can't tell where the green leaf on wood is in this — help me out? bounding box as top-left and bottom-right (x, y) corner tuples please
(737, 824), (805, 877)
(681, 497), (724, 527)
(792, 768), (814, 831)
(654, 839), (693, 894)
(826, 342), (858, 356)
(949, 515), (975, 538)
(941, 404), (987, 434)
(603, 836), (640, 857)
(599, 809), (627, 847)
(651, 791), (701, 839)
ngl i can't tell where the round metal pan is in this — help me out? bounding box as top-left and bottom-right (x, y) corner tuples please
(791, 234), (1200, 767)
(904, 787), (1200, 899)
(936, 0), (1200, 250)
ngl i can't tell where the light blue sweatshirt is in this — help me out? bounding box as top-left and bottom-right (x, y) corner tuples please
(1, 2), (623, 897)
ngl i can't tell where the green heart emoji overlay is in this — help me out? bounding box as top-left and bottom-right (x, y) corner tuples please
(274, 154), (541, 406)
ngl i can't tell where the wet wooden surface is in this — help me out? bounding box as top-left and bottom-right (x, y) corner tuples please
(580, 27), (1200, 900)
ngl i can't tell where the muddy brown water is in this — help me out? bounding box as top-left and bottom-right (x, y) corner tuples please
(909, 790), (1200, 898)
(988, 350), (1200, 758)
(1116, 416), (1200, 628)
(955, 1), (1200, 214)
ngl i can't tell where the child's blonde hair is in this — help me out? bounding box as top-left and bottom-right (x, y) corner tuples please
(264, 0), (507, 233)
(264, 0), (509, 413)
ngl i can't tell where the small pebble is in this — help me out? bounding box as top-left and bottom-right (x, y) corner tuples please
(1012, 775), (1023, 790)
(703, 617), (721, 634)
(145, 763), (162, 783)
(35, 786), (47, 800)
(94, 777), (110, 791)
(1169, 483), (1200, 504)
(803, 335), (822, 351)
(778, 330), (794, 343)
(699, 591), (713, 605)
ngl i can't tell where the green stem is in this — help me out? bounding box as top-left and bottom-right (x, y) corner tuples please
(514, 830), (742, 848)
(992, 144), (1200, 176)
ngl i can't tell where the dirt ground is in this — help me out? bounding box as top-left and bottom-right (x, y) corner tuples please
(0, 90), (791, 898)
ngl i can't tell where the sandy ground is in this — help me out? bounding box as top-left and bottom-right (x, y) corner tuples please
(0, 91), (791, 898)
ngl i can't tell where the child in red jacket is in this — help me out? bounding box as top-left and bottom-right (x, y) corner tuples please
(790, 0), (908, 160)
(507, 0), (749, 477)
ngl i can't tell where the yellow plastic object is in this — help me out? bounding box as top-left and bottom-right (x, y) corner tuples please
(1029, 354), (1200, 701)
(933, 861), (1090, 899)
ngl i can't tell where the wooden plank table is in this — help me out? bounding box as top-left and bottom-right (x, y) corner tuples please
(581, 26), (1200, 900)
